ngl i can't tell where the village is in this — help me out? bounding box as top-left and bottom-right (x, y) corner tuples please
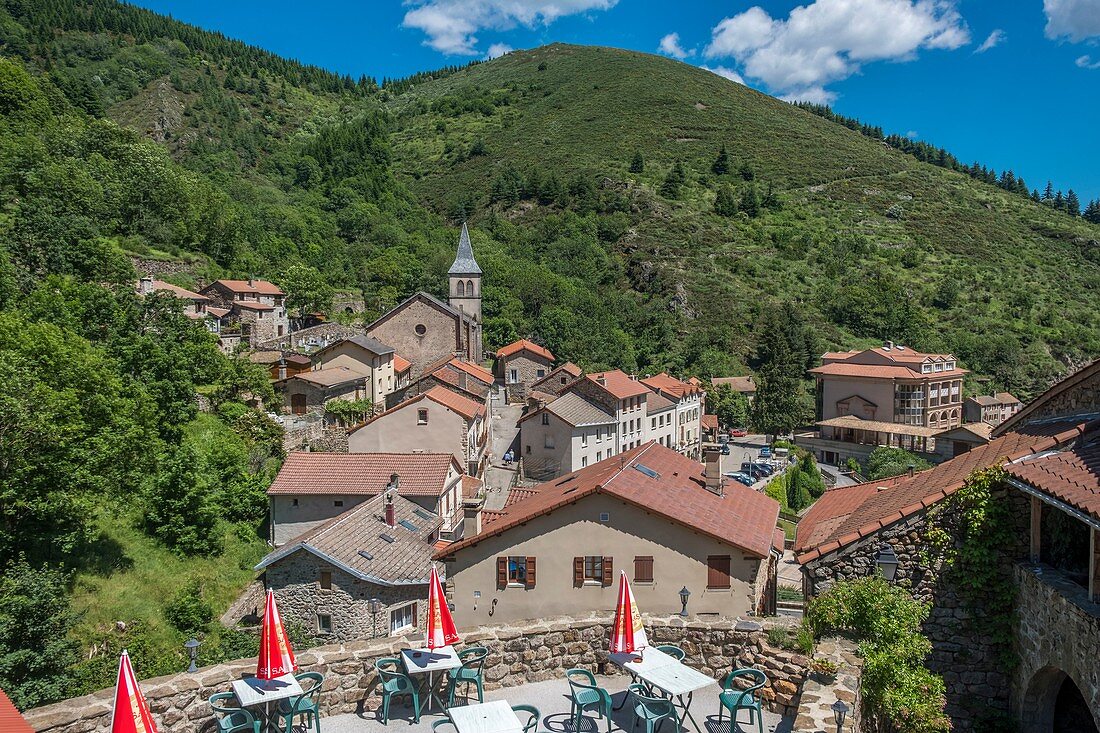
(7, 222), (1096, 733)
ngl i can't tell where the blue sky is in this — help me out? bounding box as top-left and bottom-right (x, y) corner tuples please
(133, 0), (1100, 203)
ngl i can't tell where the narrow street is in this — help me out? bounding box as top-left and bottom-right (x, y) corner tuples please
(482, 382), (523, 511)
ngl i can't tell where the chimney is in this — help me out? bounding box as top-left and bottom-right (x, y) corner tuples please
(884, 340), (894, 350)
(277, 358), (287, 381)
(138, 275), (154, 295)
(384, 473), (399, 527)
(703, 449), (723, 496)
(907, 463), (916, 478)
(248, 275), (256, 287)
(462, 495), (484, 538)
(629, 374), (638, 381)
(597, 376), (607, 386)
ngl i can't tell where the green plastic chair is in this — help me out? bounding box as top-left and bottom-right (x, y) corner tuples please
(447, 646), (488, 706)
(209, 692), (261, 733)
(566, 668), (613, 733)
(276, 671), (323, 732)
(376, 657), (421, 724)
(433, 720), (458, 733)
(627, 684), (676, 733)
(718, 668), (767, 733)
(656, 645), (686, 661)
(512, 704), (541, 733)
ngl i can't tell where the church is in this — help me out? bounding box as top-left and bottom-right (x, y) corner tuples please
(366, 223), (484, 377)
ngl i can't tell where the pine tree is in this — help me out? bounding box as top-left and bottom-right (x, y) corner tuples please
(660, 161), (686, 199)
(1066, 189), (1081, 217)
(712, 145), (730, 175)
(1054, 191), (1066, 211)
(629, 150), (644, 174)
(714, 185), (738, 217)
(1043, 181), (1055, 201)
(739, 161), (755, 181)
(763, 183), (781, 211)
(1085, 199), (1100, 224)
(740, 183), (761, 217)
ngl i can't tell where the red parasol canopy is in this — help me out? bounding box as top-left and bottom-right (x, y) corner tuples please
(110, 650), (158, 733)
(609, 570), (649, 654)
(257, 588), (298, 680)
(425, 565), (460, 649)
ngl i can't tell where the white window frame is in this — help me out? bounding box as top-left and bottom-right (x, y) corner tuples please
(390, 603), (416, 634)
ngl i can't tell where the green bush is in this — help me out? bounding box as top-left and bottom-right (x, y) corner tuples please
(865, 446), (932, 481)
(164, 579), (214, 636)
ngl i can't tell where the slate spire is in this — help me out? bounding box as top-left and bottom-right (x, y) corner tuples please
(448, 222), (482, 275)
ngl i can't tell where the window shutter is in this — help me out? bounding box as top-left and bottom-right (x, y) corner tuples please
(412, 602), (418, 628)
(573, 557), (584, 586)
(497, 557), (507, 588)
(634, 556), (653, 583)
(707, 556), (731, 589)
(602, 557), (613, 586)
(526, 557), (536, 588)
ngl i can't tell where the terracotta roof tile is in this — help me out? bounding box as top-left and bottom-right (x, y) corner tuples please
(809, 362), (968, 380)
(423, 386), (486, 421)
(140, 279), (209, 301)
(711, 376), (756, 393)
(210, 278), (285, 295)
(0, 689), (32, 733)
(795, 418), (1098, 563)
(393, 354), (412, 373)
(234, 301), (275, 311)
(772, 528), (785, 553)
(439, 442), (780, 559)
(283, 366), (365, 387)
(461, 475), (484, 500)
(496, 339), (555, 361)
(702, 414), (719, 430)
(1006, 429), (1100, 522)
(267, 452), (459, 497)
(641, 372), (701, 398)
(585, 370), (651, 400)
(446, 358), (494, 385)
(427, 366), (491, 400)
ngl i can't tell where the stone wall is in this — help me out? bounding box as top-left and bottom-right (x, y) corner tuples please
(793, 637), (862, 733)
(25, 616), (832, 733)
(259, 323), (364, 353)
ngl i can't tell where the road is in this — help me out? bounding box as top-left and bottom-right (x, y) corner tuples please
(482, 383), (523, 511)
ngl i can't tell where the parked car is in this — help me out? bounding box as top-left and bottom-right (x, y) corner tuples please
(718, 434), (729, 444)
(751, 462), (775, 476)
(730, 428), (748, 437)
(759, 446), (772, 459)
(720, 443), (730, 455)
(723, 471), (755, 486)
(740, 462), (769, 479)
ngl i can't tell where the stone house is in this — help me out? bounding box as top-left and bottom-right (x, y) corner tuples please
(437, 442), (782, 628)
(366, 225), (483, 376)
(311, 336), (398, 407)
(496, 339), (555, 403)
(349, 386), (488, 477)
(266, 451), (465, 546)
(641, 373), (704, 459)
(517, 392), (616, 481)
(391, 356), (494, 410)
(963, 392), (1023, 426)
(275, 367), (367, 421)
(530, 362), (583, 398)
(795, 359), (1100, 731)
(257, 489), (441, 640)
(136, 276), (211, 320)
(701, 414), (719, 442)
(931, 421), (991, 460)
(710, 375), (757, 402)
(199, 278), (289, 347)
(249, 351), (312, 381)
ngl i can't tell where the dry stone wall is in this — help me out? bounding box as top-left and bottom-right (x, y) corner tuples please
(25, 616), (834, 733)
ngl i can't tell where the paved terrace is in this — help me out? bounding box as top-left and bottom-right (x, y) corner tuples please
(326, 674), (792, 733)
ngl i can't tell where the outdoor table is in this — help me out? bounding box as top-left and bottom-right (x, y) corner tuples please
(448, 699), (523, 733)
(400, 645), (461, 713)
(609, 648), (717, 733)
(231, 673), (303, 733)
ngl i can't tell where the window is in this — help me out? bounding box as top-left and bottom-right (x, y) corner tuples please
(544, 435), (555, 449)
(922, 363), (932, 373)
(596, 451), (602, 461)
(415, 324), (427, 336)
(651, 418), (656, 430)
(581, 431), (588, 447)
(945, 361), (955, 370)
(292, 498), (299, 507)
(334, 500), (344, 507)
(596, 427), (602, 440)
(466, 279), (474, 295)
(707, 556), (732, 589)
(317, 614), (333, 634)
(634, 556), (654, 583)
(582, 456), (588, 468)
(390, 603), (416, 634)
(561, 376), (568, 385)
(934, 362), (944, 372)
(509, 369), (518, 384)
(536, 369), (546, 378)
(525, 445), (531, 455)
(497, 556), (536, 588)
(320, 570), (332, 590)
(584, 556), (604, 582)
(417, 409), (429, 425)
(457, 280), (466, 296)
(542, 413), (550, 425)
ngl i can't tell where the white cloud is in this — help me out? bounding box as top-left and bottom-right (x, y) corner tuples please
(780, 86), (836, 104)
(486, 42), (514, 59)
(906, 130), (919, 138)
(659, 32), (692, 59)
(975, 28), (1004, 53)
(403, 0), (618, 55)
(1076, 54), (1100, 69)
(1044, 0), (1100, 42)
(701, 65), (745, 84)
(703, 0), (970, 99)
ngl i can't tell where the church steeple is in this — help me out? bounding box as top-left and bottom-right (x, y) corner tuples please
(448, 222), (482, 325)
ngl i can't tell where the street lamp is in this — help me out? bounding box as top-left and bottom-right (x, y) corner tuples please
(369, 598), (383, 639)
(678, 586), (691, 617)
(875, 544), (899, 582)
(184, 638), (201, 673)
(831, 700), (849, 733)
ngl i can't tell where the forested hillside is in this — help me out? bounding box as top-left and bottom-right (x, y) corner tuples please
(0, 0), (1099, 707)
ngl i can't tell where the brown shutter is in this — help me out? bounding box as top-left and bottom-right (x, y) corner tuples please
(602, 557), (613, 586)
(573, 557), (584, 586)
(497, 557), (507, 588)
(634, 556), (653, 583)
(412, 602), (418, 628)
(526, 557), (536, 588)
(707, 556), (731, 589)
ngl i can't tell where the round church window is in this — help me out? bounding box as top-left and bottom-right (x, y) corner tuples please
(415, 324), (427, 336)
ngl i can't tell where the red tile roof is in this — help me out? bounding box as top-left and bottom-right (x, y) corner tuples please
(1006, 429), (1100, 522)
(212, 278), (285, 296)
(446, 358), (494, 385)
(711, 376), (756, 393)
(283, 366), (365, 387)
(585, 370), (651, 400)
(772, 528), (786, 553)
(267, 452), (459, 497)
(702, 414), (719, 430)
(234, 300), (275, 311)
(141, 279), (209, 301)
(995, 359), (1100, 437)
(393, 354), (412, 373)
(496, 338), (554, 362)
(795, 418), (1099, 563)
(641, 372), (701, 398)
(0, 689), (32, 733)
(809, 362), (967, 380)
(438, 442), (780, 559)
(461, 475), (484, 500)
(423, 386), (486, 421)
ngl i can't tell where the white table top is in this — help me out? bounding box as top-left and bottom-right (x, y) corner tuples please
(609, 647), (678, 675)
(400, 645), (461, 675)
(448, 700), (523, 733)
(231, 674), (303, 708)
(610, 648), (717, 697)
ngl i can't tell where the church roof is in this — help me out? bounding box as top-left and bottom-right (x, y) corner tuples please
(448, 222), (482, 276)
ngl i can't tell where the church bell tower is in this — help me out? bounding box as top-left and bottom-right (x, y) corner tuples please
(448, 222), (482, 324)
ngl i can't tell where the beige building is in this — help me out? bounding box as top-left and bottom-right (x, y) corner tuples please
(798, 343), (968, 466)
(646, 393), (677, 449)
(517, 392), (616, 481)
(963, 392), (1022, 426)
(437, 442), (782, 627)
(571, 370), (653, 453)
(349, 386), (488, 476)
(641, 373), (704, 459)
(267, 451), (465, 545)
(199, 278), (289, 346)
(311, 336), (398, 406)
(276, 367), (368, 421)
(496, 339), (555, 403)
